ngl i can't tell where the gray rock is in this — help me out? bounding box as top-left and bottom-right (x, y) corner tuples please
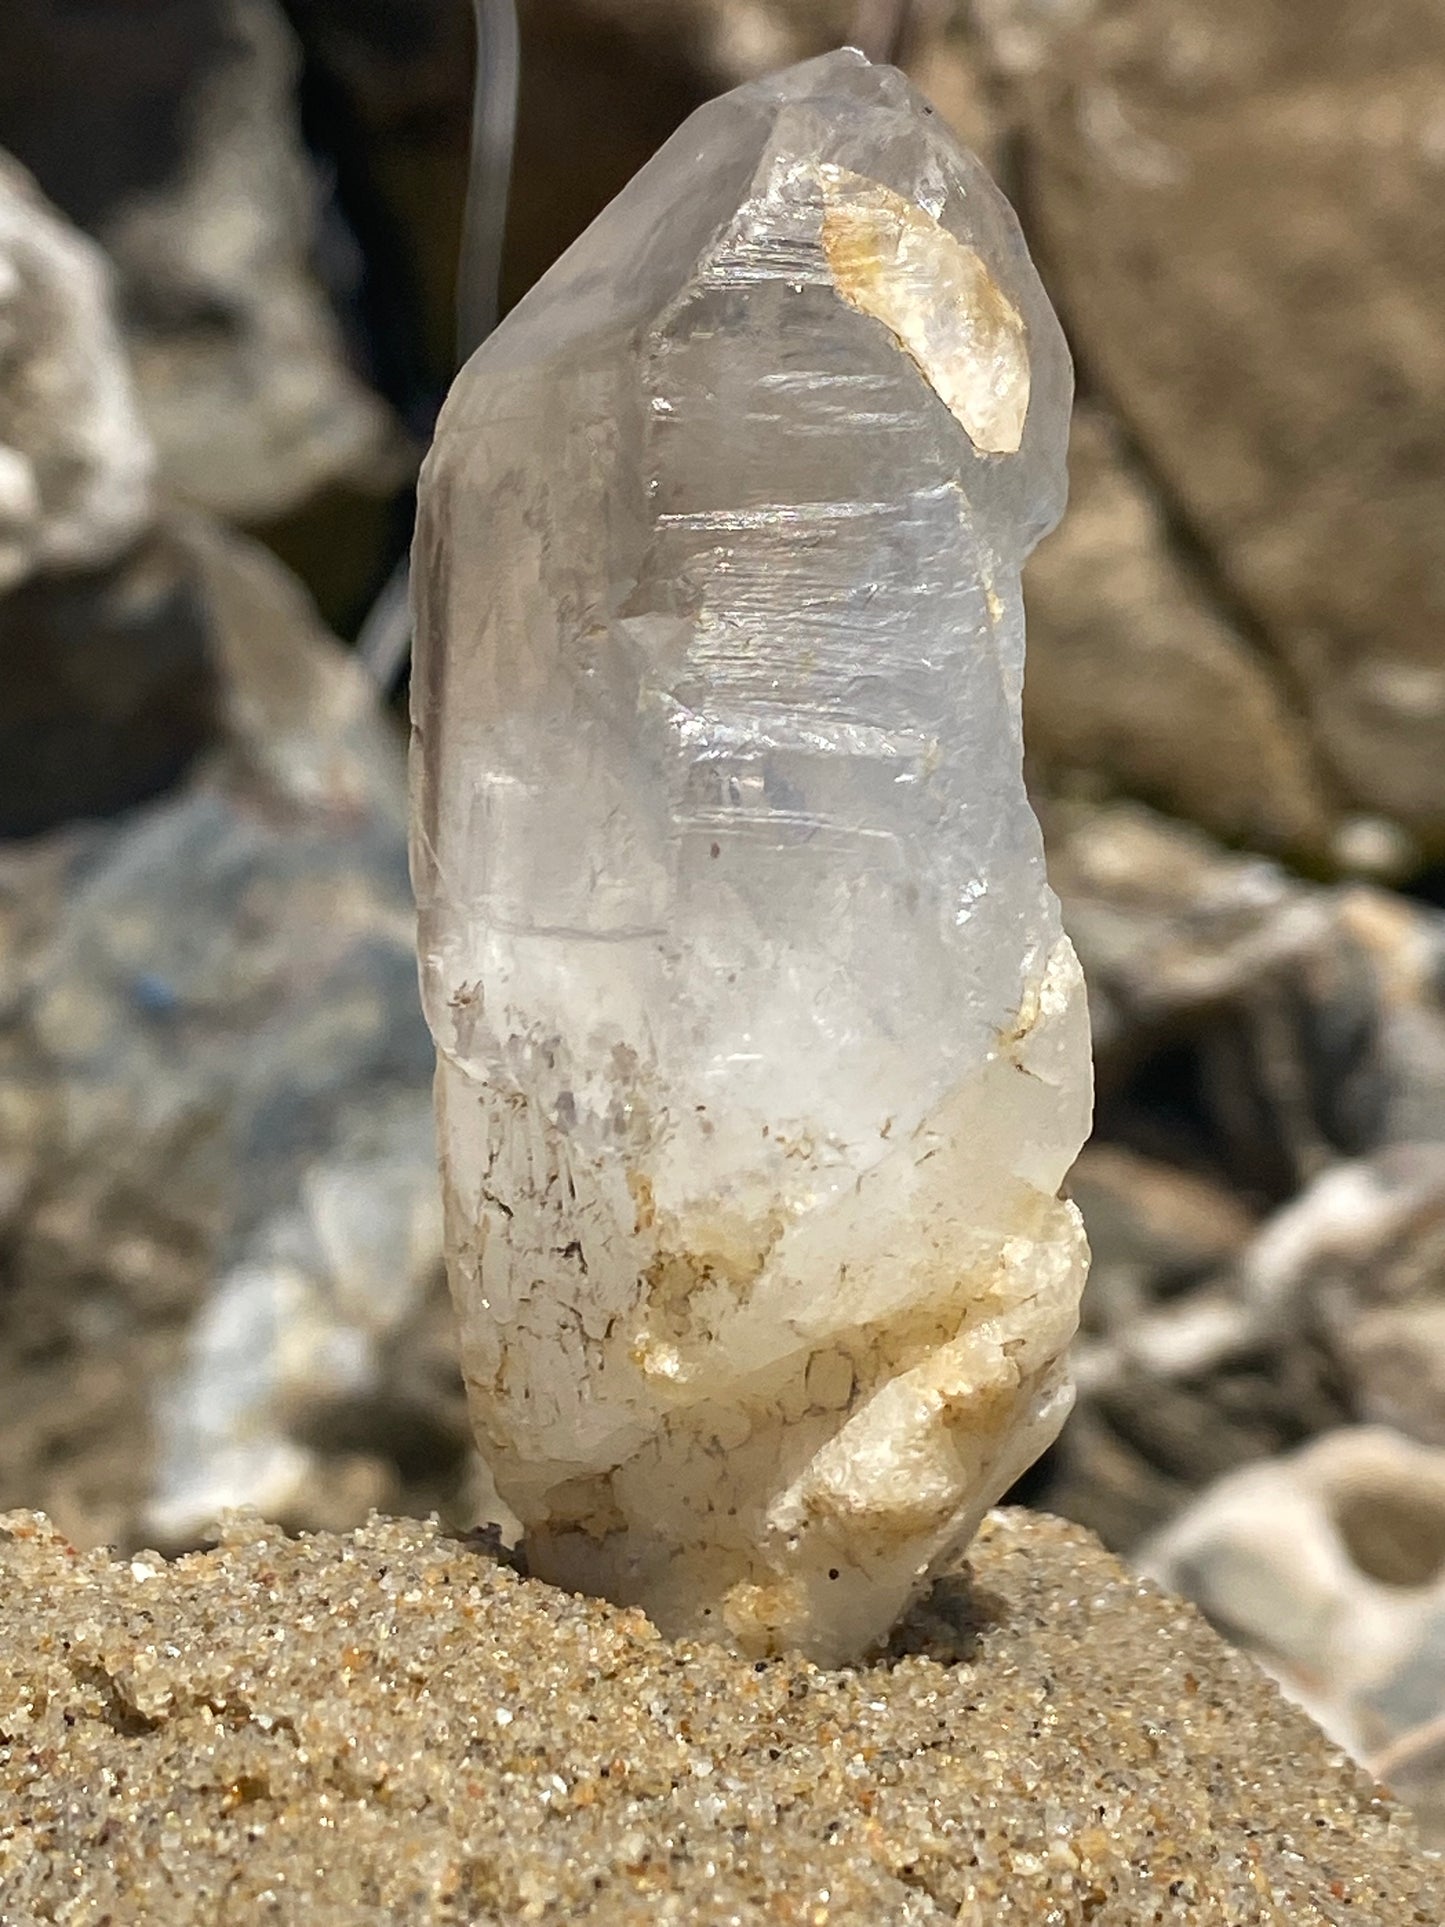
(0, 0), (403, 523)
(1049, 803), (1445, 1193)
(1051, 1132), (1445, 1558)
(555, 0), (863, 80)
(1069, 1142), (1258, 1342)
(1242, 1145), (1445, 1448)
(0, 522), (467, 1552)
(0, 531), (218, 839)
(979, 0), (1445, 849)
(0, 152), (215, 837)
(1023, 405), (1335, 857)
(1028, 807), (1445, 1548)
(0, 154), (152, 590)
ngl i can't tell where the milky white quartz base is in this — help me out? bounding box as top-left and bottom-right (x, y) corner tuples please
(438, 940), (1087, 1661)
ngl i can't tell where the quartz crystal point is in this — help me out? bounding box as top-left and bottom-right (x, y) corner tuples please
(411, 49), (1091, 1664)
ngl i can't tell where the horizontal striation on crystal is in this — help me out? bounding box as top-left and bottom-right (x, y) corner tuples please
(410, 49), (1090, 1663)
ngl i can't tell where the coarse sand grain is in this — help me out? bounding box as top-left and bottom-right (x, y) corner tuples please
(0, 1506), (1439, 1924)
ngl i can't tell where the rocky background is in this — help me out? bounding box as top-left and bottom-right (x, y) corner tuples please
(4, 0), (1445, 1845)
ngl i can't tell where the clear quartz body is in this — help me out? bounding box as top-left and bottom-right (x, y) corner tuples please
(411, 51), (1091, 1663)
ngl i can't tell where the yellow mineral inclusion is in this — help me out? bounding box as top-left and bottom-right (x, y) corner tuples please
(819, 165), (1031, 456)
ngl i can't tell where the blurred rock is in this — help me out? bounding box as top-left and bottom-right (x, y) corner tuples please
(286, 0), (475, 124)
(1040, 1144), (1259, 1548)
(1046, 1272), (1340, 1554)
(0, 0), (404, 524)
(1242, 1146), (1445, 1449)
(0, 535), (218, 840)
(283, 0), (477, 391)
(560, 0), (859, 80)
(1143, 1428), (1445, 1841)
(1048, 803), (1445, 1195)
(1048, 1144), (1445, 1555)
(1070, 1144), (1257, 1342)
(0, 155), (152, 591)
(0, 522), (468, 1552)
(1023, 406), (1334, 855)
(1030, 804), (1445, 1547)
(0, 152), (216, 837)
(981, 0), (1445, 850)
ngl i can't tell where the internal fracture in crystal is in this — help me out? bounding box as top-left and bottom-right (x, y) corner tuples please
(410, 49), (1091, 1664)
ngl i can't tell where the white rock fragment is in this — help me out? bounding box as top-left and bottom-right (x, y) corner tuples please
(410, 50), (1090, 1662)
(1142, 1429), (1445, 1770)
(96, 0), (401, 521)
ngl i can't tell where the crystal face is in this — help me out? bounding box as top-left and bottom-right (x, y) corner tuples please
(411, 50), (1091, 1663)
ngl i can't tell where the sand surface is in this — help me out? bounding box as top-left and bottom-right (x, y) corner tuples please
(1, 1506), (1440, 1924)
